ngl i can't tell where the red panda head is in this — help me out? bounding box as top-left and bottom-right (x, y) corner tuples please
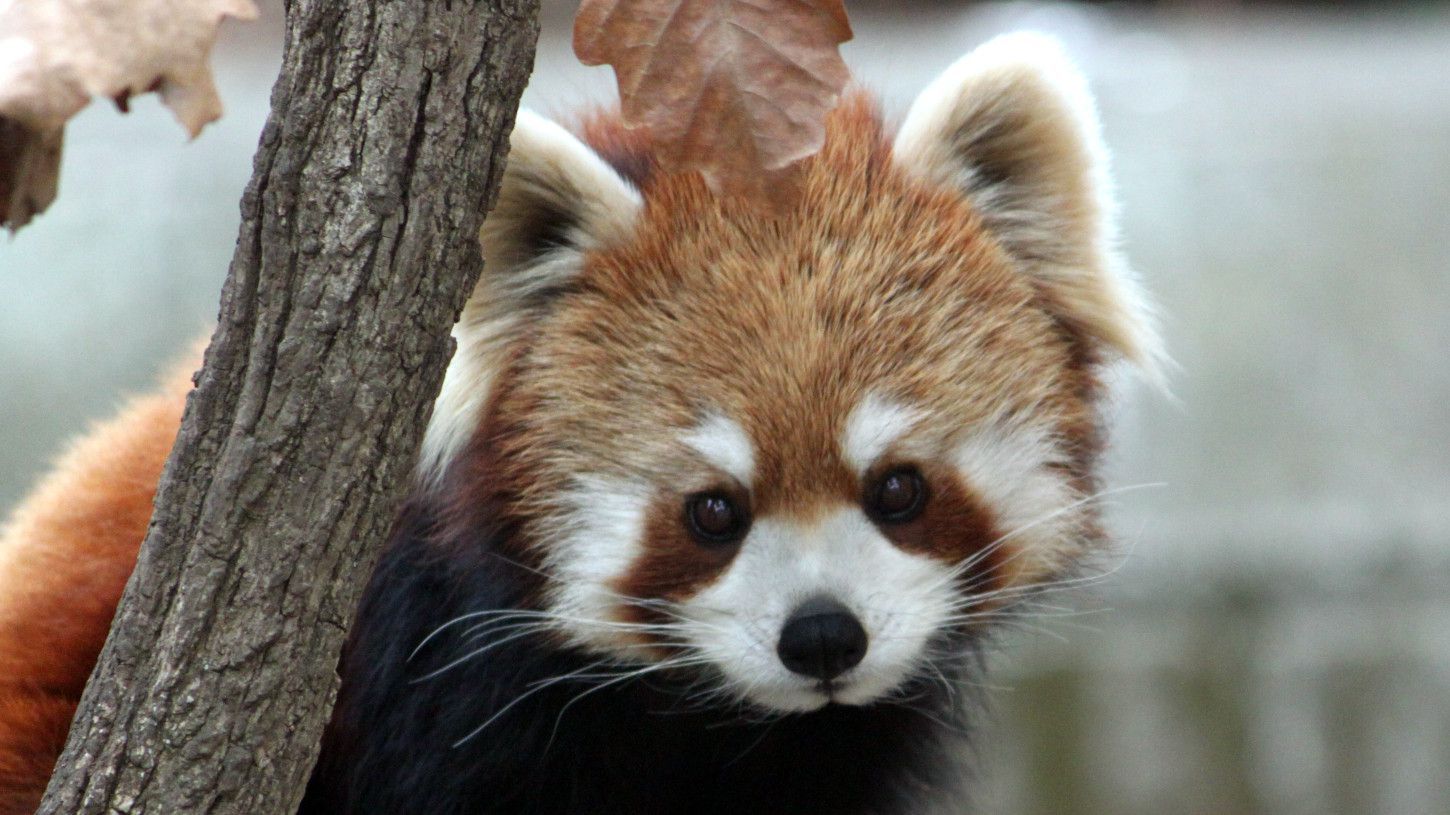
(421, 33), (1160, 713)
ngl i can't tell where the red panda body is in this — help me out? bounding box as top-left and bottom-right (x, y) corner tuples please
(0, 35), (1158, 814)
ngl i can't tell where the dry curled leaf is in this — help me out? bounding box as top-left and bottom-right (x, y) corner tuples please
(0, 0), (258, 230)
(574, 0), (852, 209)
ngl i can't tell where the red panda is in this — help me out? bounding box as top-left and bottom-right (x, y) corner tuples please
(0, 33), (1159, 814)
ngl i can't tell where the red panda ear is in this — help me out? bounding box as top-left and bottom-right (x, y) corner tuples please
(894, 33), (1163, 381)
(416, 112), (641, 485)
(480, 110), (642, 303)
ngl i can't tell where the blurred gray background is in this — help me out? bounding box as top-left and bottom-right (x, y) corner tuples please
(2, 1), (1447, 813)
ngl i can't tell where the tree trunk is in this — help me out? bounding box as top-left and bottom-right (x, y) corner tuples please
(37, 1), (539, 812)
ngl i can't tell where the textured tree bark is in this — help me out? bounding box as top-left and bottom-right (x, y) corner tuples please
(37, 1), (538, 812)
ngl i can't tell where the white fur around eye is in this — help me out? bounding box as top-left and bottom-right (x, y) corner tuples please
(538, 475), (651, 651)
(681, 413), (756, 486)
(841, 394), (923, 475)
(953, 422), (1076, 550)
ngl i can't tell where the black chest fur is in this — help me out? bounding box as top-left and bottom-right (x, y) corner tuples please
(300, 503), (973, 815)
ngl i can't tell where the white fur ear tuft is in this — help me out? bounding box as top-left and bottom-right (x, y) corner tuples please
(895, 33), (1164, 382)
(480, 110), (642, 303)
(417, 111), (643, 487)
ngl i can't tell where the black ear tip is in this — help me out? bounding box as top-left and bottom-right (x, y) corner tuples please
(520, 200), (581, 259)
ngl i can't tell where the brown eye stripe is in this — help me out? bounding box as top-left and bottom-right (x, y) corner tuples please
(615, 494), (745, 630)
(869, 468), (1005, 594)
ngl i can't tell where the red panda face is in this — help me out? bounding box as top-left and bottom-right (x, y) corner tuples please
(422, 34), (1160, 714)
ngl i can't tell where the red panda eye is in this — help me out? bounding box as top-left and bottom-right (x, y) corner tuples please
(868, 467), (927, 523)
(684, 492), (749, 545)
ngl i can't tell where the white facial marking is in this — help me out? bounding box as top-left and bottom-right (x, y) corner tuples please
(841, 394), (923, 475)
(416, 314), (519, 487)
(682, 508), (957, 713)
(681, 413), (755, 486)
(539, 475), (651, 650)
(953, 422), (1076, 551)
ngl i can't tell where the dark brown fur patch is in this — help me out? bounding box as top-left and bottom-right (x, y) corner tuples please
(615, 492), (746, 613)
(866, 465), (1002, 582)
(577, 110), (660, 191)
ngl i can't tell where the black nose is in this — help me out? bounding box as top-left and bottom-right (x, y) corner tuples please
(776, 597), (868, 682)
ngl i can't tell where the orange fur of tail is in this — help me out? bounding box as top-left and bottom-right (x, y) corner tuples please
(0, 370), (190, 813)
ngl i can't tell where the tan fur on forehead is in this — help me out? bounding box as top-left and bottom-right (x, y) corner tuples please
(488, 93), (1099, 539)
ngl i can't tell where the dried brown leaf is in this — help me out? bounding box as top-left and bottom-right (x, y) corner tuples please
(0, 0), (258, 230)
(574, 0), (852, 208)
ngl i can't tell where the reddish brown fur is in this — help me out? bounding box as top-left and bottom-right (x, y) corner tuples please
(0, 366), (191, 814)
(577, 111), (659, 190)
